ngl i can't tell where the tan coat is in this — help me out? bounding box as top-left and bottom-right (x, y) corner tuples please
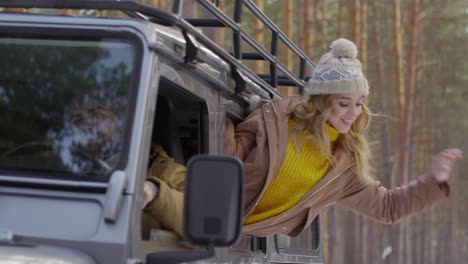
(142, 145), (185, 238)
(225, 96), (449, 237)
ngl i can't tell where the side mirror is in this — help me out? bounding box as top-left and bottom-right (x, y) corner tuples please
(184, 155), (243, 246)
(146, 155), (243, 264)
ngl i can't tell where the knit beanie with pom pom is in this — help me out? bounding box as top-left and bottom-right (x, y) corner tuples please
(306, 38), (369, 96)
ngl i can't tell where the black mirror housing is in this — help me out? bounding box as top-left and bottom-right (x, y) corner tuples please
(184, 155), (244, 247)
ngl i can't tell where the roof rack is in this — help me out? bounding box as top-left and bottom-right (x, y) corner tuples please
(180, 0), (315, 94)
(0, 0), (315, 97)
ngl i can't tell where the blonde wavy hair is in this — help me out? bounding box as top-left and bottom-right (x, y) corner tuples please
(289, 94), (372, 179)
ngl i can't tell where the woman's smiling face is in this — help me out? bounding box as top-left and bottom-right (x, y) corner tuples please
(327, 94), (364, 134)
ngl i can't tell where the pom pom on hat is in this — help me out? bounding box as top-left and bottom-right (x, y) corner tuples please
(305, 38), (369, 96)
(330, 38), (358, 59)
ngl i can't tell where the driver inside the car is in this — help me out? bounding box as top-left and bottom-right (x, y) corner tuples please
(49, 96), (123, 175)
(56, 96), (186, 240)
(69, 99), (121, 171)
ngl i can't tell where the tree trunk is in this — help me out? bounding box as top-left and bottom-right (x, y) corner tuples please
(320, 0), (329, 52)
(217, 0), (225, 46)
(297, 0), (306, 50)
(327, 207), (336, 264)
(304, 0), (315, 60)
(392, 0), (405, 139)
(370, 0), (393, 187)
(354, 216), (362, 264)
(400, 0), (420, 192)
(429, 210), (437, 264)
(181, 0), (195, 17)
(414, 80), (424, 264)
(322, 209), (330, 264)
(252, 0), (264, 73)
(400, 1), (421, 262)
(152, 0), (165, 9)
(392, 1), (406, 264)
(338, 0), (345, 37)
(348, 0), (358, 42)
(281, 0), (293, 69)
(360, 0), (367, 73)
(450, 188), (459, 264)
(332, 209), (347, 264)
(361, 217), (368, 264)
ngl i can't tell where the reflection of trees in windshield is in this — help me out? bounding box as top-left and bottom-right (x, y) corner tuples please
(0, 38), (134, 176)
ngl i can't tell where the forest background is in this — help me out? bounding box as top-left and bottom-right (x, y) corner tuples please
(143, 1), (467, 264)
(28, 0), (468, 264)
(9, 0), (465, 263)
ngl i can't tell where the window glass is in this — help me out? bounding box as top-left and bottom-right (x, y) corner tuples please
(0, 36), (137, 179)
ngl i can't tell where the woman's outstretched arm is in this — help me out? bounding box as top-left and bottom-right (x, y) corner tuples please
(336, 148), (463, 224)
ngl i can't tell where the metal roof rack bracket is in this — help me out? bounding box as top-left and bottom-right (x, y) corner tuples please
(181, 30), (199, 64)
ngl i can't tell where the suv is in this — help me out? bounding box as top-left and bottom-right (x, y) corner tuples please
(0, 1), (322, 263)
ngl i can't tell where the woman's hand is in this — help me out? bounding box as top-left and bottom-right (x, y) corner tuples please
(431, 148), (463, 182)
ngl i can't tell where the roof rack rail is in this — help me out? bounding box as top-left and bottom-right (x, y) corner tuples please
(181, 0), (315, 94)
(0, 0), (315, 97)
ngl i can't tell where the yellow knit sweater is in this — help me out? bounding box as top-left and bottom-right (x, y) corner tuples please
(243, 121), (339, 225)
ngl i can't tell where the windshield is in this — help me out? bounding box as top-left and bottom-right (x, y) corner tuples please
(0, 35), (137, 179)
